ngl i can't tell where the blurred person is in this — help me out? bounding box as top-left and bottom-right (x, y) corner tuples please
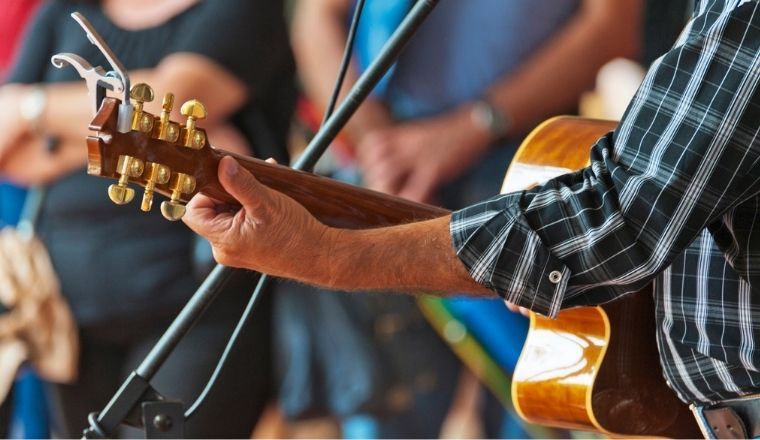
(0, 0), (295, 437)
(0, 2), (50, 438)
(288, 0), (641, 437)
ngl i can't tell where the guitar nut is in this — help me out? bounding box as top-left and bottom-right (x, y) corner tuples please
(549, 270), (562, 284)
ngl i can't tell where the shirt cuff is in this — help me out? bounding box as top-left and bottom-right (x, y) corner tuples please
(450, 199), (570, 317)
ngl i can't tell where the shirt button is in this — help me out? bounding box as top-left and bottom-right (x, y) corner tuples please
(549, 270), (562, 284)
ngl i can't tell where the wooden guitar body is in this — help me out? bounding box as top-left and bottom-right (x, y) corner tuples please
(509, 117), (700, 438)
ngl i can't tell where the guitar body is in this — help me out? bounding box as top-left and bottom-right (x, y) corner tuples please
(509, 117), (700, 437)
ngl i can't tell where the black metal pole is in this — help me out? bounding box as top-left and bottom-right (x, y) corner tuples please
(83, 0), (439, 437)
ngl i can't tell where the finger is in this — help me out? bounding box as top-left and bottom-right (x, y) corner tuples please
(183, 193), (235, 238)
(186, 192), (224, 211)
(356, 134), (393, 168)
(217, 156), (268, 210)
(364, 164), (407, 195)
(362, 156), (409, 195)
(505, 301), (520, 313)
(398, 167), (439, 203)
(265, 157), (278, 164)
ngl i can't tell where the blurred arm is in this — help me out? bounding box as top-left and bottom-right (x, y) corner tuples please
(40, 53), (248, 144)
(0, 53), (249, 185)
(291, 0), (393, 145)
(484, 0), (642, 137)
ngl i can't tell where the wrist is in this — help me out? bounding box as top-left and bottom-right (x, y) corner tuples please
(19, 86), (48, 134)
(467, 97), (512, 143)
(318, 226), (342, 288)
(450, 104), (493, 154)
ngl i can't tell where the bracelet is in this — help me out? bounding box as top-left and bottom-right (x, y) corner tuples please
(19, 86), (47, 133)
(470, 98), (511, 140)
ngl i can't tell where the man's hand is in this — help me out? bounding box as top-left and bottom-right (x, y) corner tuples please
(356, 106), (491, 203)
(183, 156), (332, 282)
(505, 301), (532, 318)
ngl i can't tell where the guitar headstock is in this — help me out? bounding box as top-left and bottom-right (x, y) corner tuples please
(87, 83), (222, 221)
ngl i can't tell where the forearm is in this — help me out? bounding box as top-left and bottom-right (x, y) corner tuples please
(320, 215), (492, 296)
(487, 0), (641, 135)
(35, 53), (247, 143)
(0, 53), (250, 183)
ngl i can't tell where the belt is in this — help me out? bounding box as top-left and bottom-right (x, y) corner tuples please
(692, 394), (760, 439)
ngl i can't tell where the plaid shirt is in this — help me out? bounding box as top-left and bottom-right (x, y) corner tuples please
(450, 0), (760, 404)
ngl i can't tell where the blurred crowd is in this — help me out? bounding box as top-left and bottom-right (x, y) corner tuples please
(0, 0), (691, 438)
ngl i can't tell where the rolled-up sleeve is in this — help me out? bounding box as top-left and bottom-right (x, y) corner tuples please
(451, 193), (571, 317)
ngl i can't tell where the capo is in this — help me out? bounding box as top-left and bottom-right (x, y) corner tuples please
(50, 12), (133, 133)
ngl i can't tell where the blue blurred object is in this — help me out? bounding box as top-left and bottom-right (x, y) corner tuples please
(0, 183), (26, 227)
(429, 297), (534, 438)
(443, 297), (529, 373)
(341, 414), (379, 439)
(9, 368), (49, 439)
(353, 0), (411, 97)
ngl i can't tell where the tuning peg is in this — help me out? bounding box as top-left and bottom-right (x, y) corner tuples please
(160, 172), (196, 221)
(131, 83), (154, 105)
(108, 155), (144, 205)
(180, 99), (207, 149)
(130, 83), (155, 133)
(140, 162), (171, 212)
(157, 93), (180, 142)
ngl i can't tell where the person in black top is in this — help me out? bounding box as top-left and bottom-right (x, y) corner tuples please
(0, 0), (295, 437)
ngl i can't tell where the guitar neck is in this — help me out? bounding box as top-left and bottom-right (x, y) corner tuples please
(206, 150), (451, 229)
(87, 97), (449, 228)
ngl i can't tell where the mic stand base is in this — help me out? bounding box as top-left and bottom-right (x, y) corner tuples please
(83, 372), (184, 439)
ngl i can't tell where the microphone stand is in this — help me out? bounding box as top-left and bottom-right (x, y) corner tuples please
(83, 0), (439, 437)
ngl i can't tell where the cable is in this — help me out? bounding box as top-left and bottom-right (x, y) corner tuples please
(322, 0), (367, 125)
(184, 274), (263, 419)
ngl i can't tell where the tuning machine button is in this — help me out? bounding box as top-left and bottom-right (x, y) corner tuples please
(157, 93), (180, 143)
(108, 155), (144, 205)
(141, 162), (171, 212)
(160, 172), (196, 221)
(180, 99), (207, 149)
(130, 83), (155, 133)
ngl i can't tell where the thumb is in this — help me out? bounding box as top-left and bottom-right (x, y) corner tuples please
(217, 156), (266, 209)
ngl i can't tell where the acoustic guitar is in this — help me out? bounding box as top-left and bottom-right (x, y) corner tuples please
(86, 90), (698, 437)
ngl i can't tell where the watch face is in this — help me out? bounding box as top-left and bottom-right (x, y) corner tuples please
(471, 100), (509, 138)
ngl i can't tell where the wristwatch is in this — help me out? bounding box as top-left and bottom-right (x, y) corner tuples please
(470, 98), (511, 140)
(20, 87), (47, 132)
